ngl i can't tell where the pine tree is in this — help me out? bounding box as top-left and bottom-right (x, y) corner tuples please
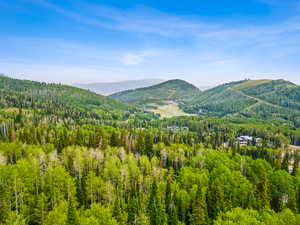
(110, 131), (119, 147)
(113, 197), (127, 225)
(66, 199), (79, 225)
(189, 187), (208, 225)
(136, 133), (145, 153)
(258, 177), (271, 209)
(128, 195), (139, 225)
(145, 133), (154, 157)
(292, 154), (299, 176)
(165, 181), (172, 213)
(148, 181), (167, 225)
(282, 152), (290, 172)
(165, 180), (178, 225)
(98, 128), (107, 149)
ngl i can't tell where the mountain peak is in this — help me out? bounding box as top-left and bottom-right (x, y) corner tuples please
(111, 79), (200, 105)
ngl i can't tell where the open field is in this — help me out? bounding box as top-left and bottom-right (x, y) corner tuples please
(146, 103), (195, 118)
(289, 145), (300, 151)
(233, 79), (272, 90)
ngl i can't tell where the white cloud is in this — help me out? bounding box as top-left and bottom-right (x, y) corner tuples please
(120, 50), (157, 66)
(3, 0), (300, 86)
(120, 53), (144, 66)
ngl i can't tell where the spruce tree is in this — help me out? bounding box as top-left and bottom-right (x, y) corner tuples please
(128, 195), (139, 225)
(189, 187), (208, 225)
(282, 152), (290, 173)
(292, 154), (299, 176)
(145, 133), (154, 157)
(165, 180), (178, 225)
(149, 181), (167, 225)
(110, 131), (119, 147)
(66, 199), (79, 225)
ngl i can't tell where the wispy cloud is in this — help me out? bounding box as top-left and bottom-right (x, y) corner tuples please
(0, 60), (138, 84)
(3, 0), (300, 85)
(24, 0), (215, 38)
(120, 50), (158, 66)
(24, 0), (300, 47)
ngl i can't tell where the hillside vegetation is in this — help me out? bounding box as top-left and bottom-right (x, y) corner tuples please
(147, 102), (194, 118)
(0, 75), (300, 225)
(110, 79), (200, 105)
(183, 79), (300, 126)
(0, 75), (136, 121)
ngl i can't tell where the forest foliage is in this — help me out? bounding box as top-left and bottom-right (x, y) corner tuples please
(111, 79), (200, 105)
(0, 75), (300, 225)
(183, 79), (300, 127)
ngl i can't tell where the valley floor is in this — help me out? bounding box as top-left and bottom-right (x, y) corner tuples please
(146, 103), (195, 118)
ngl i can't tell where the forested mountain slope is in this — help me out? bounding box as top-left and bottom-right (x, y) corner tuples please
(183, 79), (300, 125)
(0, 75), (136, 121)
(1, 75), (300, 225)
(110, 79), (200, 105)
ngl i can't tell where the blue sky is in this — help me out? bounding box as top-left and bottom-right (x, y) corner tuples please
(1, 0), (300, 85)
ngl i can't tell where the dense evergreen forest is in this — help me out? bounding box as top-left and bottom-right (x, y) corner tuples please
(0, 76), (300, 225)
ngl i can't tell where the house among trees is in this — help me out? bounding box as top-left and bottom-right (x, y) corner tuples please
(167, 126), (189, 131)
(237, 136), (261, 146)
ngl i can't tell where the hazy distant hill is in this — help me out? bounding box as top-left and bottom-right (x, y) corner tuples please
(74, 79), (164, 95)
(111, 79), (201, 105)
(198, 85), (213, 91)
(183, 79), (300, 123)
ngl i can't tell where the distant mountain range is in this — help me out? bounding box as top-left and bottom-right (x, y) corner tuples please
(2, 74), (300, 124)
(110, 79), (201, 105)
(197, 86), (212, 91)
(109, 78), (300, 124)
(74, 79), (164, 95)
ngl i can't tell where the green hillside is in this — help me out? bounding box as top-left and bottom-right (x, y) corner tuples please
(110, 79), (200, 105)
(1, 75), (300, 225)
(183, 79), (300, 124)
(0, 75), (135, 121)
